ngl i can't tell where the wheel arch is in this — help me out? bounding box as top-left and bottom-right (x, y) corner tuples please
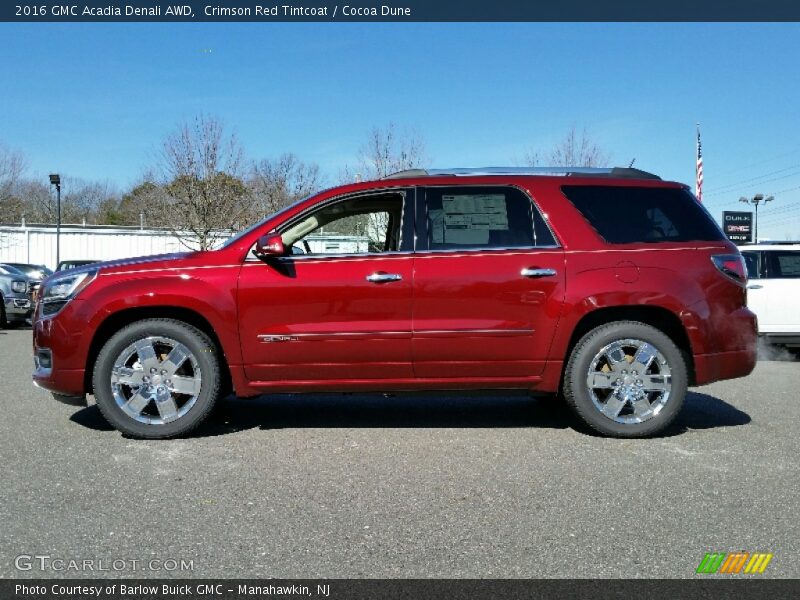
(561, 305), (696, 387)
(84, 306), (234, 396)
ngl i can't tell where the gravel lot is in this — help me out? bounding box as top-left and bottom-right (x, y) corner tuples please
(1, 328), (798, 579)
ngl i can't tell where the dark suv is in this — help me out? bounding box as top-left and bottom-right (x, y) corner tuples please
(32, 167), (757, 438)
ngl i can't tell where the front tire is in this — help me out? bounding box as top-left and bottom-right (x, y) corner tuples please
(92, 319), (221, 439)
(563, 321), (687, 437)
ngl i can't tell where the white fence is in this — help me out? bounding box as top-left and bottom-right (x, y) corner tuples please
(0, 224), (369, 270)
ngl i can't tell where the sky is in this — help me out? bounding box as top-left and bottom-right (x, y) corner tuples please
(2, 22), (800, 239)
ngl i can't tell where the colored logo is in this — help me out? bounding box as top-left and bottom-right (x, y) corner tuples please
(696, 552), (773, 574)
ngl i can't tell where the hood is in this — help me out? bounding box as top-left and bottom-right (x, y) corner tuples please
(43, 252), (195, 283)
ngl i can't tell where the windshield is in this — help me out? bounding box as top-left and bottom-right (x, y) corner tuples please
(9, 264), (52, 278)
(219, 193), (319, 249)
(0, 264), (24, 276)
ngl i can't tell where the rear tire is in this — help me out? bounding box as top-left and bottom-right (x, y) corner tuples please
(563, 321), (687, 437)
(92, 318), (221, 439)
(0, 294), (6, 329)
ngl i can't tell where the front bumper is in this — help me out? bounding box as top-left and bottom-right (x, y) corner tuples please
(4, 295), (33, 321)
(32, 300), (91, 397)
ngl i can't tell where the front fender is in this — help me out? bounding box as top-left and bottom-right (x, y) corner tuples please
(77, 265), (243, 369)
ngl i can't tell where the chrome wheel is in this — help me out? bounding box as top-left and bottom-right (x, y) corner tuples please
(586, 338), (672, 424)
(110, 336), (202, 425)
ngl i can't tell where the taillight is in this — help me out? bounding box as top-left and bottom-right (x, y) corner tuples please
(711, 254), (747, 284)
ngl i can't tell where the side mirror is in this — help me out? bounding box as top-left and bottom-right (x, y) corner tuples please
(254, 233), (285, 257)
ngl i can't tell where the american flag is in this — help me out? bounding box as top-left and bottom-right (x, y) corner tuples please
(695, 125), (703, 202)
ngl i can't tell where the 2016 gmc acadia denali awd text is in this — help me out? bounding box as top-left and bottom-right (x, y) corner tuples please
(31, 167), (758, 438)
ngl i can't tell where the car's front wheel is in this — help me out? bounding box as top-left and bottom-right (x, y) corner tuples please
(563, 321), (687, 437)
(92, 318), (221, 438)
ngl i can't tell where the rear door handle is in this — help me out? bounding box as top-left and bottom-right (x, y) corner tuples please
(747, 284), (763, 289)
(521, 268), (557, 278)
(366, 272), (403, 283)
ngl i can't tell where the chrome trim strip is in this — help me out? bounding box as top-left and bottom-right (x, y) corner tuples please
(257, 328), (533, 342)
(414, 328), (534, 338)
(562, 246), (727, 254)
(259, 331), (411, 343)
(245, 250), (415, 263)
(414, 245), (561, 257)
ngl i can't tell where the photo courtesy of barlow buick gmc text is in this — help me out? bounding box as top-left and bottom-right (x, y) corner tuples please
(1, 4), (800, 598)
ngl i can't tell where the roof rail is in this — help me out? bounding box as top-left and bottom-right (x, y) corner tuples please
(382, 166), (661, 180)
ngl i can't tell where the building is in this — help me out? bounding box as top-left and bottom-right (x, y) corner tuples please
(0, 223), (368, 269)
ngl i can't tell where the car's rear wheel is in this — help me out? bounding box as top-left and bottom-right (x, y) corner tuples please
(0, 294), (6, 329)
(92, 319), (221, 439)
(563, 321), (687, 437)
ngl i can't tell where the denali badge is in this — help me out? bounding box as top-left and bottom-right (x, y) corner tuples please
(258, 335), (299, 343)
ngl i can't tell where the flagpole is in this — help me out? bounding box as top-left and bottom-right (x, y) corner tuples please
(695, 123), (703, 202)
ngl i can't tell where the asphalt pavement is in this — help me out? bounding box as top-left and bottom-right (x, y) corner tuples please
(1, 328), (798, 578)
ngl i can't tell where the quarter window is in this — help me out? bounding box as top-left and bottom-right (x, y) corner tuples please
(561, 185), (726, 244)
(423, 186), (554, 250)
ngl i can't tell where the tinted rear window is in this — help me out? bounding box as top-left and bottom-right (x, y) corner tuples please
(561, 185), (726, 244)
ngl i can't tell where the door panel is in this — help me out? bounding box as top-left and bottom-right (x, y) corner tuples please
(412, 184), (565, 379)
(412, 250), (565, 378)
(238, 255), (414, 382)
(237, 187), (416, 384)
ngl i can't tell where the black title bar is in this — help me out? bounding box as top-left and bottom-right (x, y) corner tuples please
(4, 0), (800, 22)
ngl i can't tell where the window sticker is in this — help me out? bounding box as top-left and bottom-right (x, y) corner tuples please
(437, 194), (509, 244)
(429, 209), (445, 243)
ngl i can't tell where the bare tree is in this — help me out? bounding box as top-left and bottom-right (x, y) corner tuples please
(60, 177), (118, 224)
(157, 115), (250, 250)
(524, 125), (611, 168)
(342, 123), (428, 182)
(249, 153), (323, 218)
(0, 142), (27, 204)
(7, 179), (53, 223)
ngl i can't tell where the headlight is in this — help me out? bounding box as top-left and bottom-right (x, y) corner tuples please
(11, 280), (27, 293)
(40, 270), (98, 315)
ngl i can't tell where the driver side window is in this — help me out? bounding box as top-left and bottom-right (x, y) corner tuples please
(280, 192), (405, 256)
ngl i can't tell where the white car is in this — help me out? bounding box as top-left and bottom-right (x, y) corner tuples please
(740, 243), (800, 348)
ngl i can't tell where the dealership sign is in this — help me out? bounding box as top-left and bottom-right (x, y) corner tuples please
(722, 211), (753, 243)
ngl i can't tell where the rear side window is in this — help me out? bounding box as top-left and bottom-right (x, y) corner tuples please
(561, 185), (726, 244)
(764, 251), (800, 279)
(422, 186), (556, 250)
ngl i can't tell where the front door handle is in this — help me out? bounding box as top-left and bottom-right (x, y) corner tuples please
(521, 267), (557, 278)
(366, 272), (403, 283)
(747, 284), (763, 289)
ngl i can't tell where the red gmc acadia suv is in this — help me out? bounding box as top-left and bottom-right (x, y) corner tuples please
(32, 167), (757, 439)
